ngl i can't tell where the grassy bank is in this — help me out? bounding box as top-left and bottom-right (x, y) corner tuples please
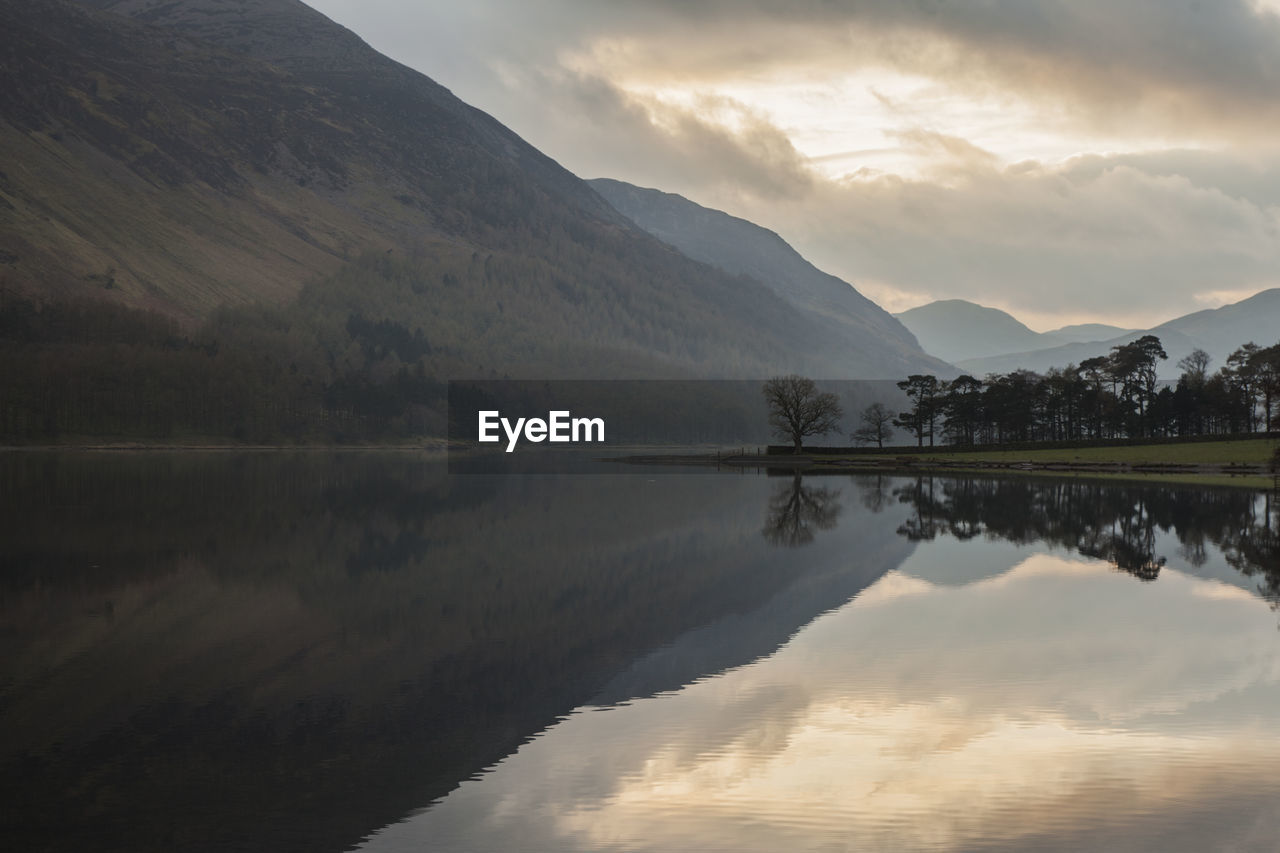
(686, 437), (1280, 489)
(908, 437), (1278, 466)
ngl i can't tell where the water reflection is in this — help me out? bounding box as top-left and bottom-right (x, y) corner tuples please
(359, 474), (1280, 853)
(361, 546), (1280, 853)
(761, 473), (842, 547)
(0, 454), (896, 853)
(879, 475), (1279, 592)
(4, 457), (1280, 852)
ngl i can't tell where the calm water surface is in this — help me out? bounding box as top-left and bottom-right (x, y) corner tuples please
(1, 453), (1278, 852)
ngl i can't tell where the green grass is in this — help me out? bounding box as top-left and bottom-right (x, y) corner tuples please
(906, 467), (1278, 490)
(791, 437), (1280, 488)
(913, 438), (1278, 466)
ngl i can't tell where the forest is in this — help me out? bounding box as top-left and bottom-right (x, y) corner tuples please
(4, 277), (1278, 448)
(0, 235), (779, 444)
(0, 282), (441, 443)
(885, 335), (1280, 447)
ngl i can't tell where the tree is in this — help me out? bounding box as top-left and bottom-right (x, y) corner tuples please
(1079, 355), (1110, 438)
(941, 375), (983, 445)
(894, 374), (941, 447)
(1227, 343), (1262, 431)
(1177, 348), (1211, 387)
(852, 402), (894, 448)
(1248, 343), (1280, 432)
(762, 375), (844, 453)
(1110, 335), (1167, 437)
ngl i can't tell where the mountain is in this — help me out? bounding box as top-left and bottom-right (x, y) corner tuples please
(956, 289), (1280, 377)
(1045, 322), (1137, 344)
(894, 299), (1063, 364)
(1153, 288), (1280, 363)
(588, 178), (948, 378)
(0, 0), (943, 384)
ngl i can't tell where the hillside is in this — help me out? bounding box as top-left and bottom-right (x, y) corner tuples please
(589, 178), (948, 378)
(1153, 288), (1280, 362)
(894, 299), (1061, 364)
(1047, 322), (1136, 344)
(0, 0), (945, 391)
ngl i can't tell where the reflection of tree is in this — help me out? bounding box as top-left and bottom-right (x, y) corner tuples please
(762, 474), (842, 548)
(1063, 492), (1167, 580)
(856, 475), (893, 514)
(894, 476), (982, 542)
(887, 476), (1278, 588)
(1223, 492), (1280, 606)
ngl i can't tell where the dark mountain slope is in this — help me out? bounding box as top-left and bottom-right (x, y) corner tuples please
(0, 0), (620, 316)
(0, 0), (942, 380)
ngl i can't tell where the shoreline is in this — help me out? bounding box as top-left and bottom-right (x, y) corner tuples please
(0, 442), (452, 453)
(615, 448), (1280, 489)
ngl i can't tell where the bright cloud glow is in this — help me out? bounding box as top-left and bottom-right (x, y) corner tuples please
(307, 0), (1280, 328)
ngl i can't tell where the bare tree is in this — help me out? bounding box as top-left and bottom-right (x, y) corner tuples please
(762, 375), (844, 453)
(1177, 348), (1211, 387)
(852, 402), (894, 448)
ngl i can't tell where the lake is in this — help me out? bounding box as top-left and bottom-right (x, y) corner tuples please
(2, 453), (1278, 852)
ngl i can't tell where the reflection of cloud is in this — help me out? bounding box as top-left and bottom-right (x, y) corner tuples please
(361, 554), (1280, 852)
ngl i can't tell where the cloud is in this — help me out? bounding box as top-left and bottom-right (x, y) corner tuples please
(559, 0), (1280, 138)
(350, 0), (1280, 141)
(519, 68), (816, 199)
(717, 149), (1280, 329)
(304, 0), (1280, 326)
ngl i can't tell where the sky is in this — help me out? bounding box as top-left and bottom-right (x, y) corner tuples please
(306, 0), (1280, 330)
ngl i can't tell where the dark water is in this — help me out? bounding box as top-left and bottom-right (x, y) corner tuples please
(1, 454), (1278, 852)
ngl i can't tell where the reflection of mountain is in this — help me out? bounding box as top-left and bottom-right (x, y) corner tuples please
(7, 461), (1278, 852)
(593, 478), (914, 704)
(0, 455), (884, 853)
(366, 549), (1280, 853)
(888, 475), (1278, 592)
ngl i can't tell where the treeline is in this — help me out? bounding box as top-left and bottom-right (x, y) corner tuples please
(0, 287), (446, 443)
(887, 334), (1280, 446)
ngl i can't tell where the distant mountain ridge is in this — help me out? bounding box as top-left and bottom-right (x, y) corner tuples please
(894, 299), (1139, 364)
(1049, 323), (1140, 344)
(913, 290), (1280, 378)
(589, 178), (950, 377)
(894, 300), (1061, 363)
